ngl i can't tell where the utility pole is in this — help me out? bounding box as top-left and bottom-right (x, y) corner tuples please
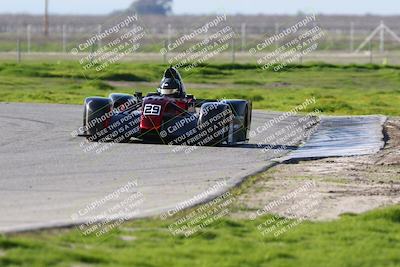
(44, 0), (49, 36)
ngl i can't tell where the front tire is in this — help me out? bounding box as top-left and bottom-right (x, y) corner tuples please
(83, 97), (112, 142)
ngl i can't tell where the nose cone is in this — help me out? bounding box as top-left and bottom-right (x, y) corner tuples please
(140, 96), (166, 131)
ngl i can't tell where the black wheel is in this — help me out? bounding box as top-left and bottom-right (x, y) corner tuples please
(83, 97), (112, 142)
(222, 100), (252, 143)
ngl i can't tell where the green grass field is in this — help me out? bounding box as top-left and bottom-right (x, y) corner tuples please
(0, 62), (399, 115)
(1, 197), (399, 267)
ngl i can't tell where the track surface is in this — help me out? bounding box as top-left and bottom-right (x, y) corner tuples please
(0, 103), (313, 233)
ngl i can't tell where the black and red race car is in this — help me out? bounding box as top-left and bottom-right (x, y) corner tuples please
(81, 67), (252, 146)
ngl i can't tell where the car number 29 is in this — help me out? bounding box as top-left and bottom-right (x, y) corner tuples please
(143, 104), (161, 116)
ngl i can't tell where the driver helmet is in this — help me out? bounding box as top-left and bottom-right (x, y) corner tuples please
(157, 67), (186, 97)
(158, 77), (182, 96)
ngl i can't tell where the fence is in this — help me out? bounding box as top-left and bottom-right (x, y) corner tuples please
(3, 15), (400, 64)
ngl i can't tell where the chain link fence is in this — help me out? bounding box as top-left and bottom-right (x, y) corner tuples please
(3, 14), (400, 64)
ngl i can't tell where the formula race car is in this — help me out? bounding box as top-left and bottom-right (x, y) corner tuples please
(81, 67), (252, 146)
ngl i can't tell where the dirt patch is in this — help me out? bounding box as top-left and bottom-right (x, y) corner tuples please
(266, 82), (291, 88)
(234, 118), (400, 221)
(120, 235), (137, 242)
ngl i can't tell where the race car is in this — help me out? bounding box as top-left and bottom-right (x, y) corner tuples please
(81, 67), (252, 146)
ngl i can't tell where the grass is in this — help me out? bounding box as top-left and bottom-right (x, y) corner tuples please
(0, 206), (399, 267)
(0, 62), (399, 115)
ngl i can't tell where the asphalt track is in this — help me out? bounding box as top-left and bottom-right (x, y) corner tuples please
(0, 103), (320, 233)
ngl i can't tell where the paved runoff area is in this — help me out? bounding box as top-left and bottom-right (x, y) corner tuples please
(279, 116), (386, 161)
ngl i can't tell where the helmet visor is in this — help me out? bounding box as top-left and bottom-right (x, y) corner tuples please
(159, 88), (179, 95)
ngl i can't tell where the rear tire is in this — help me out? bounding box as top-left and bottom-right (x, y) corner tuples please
(198, 103), (231, 146)
(222, 100), (252, 143)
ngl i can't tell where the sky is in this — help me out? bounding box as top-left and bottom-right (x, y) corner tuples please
(1, 0), (399, 15)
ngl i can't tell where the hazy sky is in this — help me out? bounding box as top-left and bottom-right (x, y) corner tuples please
(1, 0), (399, 15)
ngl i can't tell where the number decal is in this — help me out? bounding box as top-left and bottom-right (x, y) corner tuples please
(143, 104), (161, 116)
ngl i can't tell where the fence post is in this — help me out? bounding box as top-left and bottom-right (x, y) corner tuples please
(163, 40), (167, 64)
(275, 23), (280, 48)
(62, 24), (67, 53)
(369, 41), (373, 64)
(97, 25), (102, 49)
(27, 24), (31, 54)
(167, 24), (172, 46)
(379, 21), (385, 53)
(231, 38), (235, 63)
(17, 39), (21, 63)
(350, 22), (354, 52)
(241, 23), (246, 52)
